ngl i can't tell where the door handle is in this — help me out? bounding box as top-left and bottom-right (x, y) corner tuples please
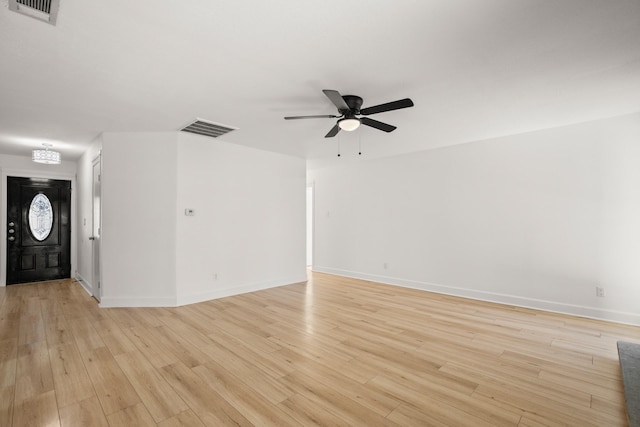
(89, 236), (96, 240)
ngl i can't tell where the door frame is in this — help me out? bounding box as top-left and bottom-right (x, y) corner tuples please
(1, 168), (77, 287)
(91, 154), (101, 301)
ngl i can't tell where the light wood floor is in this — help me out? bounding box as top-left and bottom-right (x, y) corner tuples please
(1, 272), (639, 426)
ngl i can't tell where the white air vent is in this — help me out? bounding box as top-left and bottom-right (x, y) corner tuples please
(9, 0), (60, 25)
(180, 119), (237, 138)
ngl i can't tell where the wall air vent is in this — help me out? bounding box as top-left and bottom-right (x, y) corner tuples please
(180, 119), (237, 139)
(9, 0), (60, 25)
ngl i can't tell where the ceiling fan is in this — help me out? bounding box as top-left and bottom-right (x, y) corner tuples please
(285, 89), (414, 138)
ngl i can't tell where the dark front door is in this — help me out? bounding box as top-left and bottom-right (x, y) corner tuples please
(6, 177), (71, 285)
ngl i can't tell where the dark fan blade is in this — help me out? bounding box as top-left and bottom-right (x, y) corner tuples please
(284, 114), (338, 120)
(325, 124), (341, 138)
(360, 98), (414, 115)
(323, 89), (350, 111)
(360, 117), (397, 133)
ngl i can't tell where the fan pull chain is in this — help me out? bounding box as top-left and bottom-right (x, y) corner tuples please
(358, 132), (362, 155)
(337, 133), (341, 157)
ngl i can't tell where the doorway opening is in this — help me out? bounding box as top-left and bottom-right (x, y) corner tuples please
(6, 176), (72, 284)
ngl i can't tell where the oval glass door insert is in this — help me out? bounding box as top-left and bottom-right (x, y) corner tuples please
(29, 193), (54, 241)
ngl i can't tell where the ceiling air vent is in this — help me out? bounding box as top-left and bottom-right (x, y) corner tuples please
(180, 119), (237, 139)
(9, 0), (60, 25)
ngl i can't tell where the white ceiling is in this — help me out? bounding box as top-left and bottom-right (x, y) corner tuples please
(1, 0), (639, 164)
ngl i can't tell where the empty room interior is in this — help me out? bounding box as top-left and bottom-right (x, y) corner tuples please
(1, 1), (640, 426)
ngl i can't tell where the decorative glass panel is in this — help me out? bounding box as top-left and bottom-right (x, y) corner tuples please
(29, 193), (54, 241)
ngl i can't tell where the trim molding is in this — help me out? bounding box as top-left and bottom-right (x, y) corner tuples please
(75, 273), (92, 296)
(313, 266), (640, 326)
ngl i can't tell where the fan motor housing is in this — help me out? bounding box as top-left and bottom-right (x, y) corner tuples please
(342, 95), (363, 113)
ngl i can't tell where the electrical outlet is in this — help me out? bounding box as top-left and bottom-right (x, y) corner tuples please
(596, 286), (605, 297)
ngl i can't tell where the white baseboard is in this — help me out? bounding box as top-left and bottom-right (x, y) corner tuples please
(176, 275), (307, 307)
(74, 273), (93, 296)
(313, 266), (640, 326)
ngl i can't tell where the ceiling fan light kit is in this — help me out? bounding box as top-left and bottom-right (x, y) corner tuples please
(285, 89), (414, 138)
(338, 118), (361, 131)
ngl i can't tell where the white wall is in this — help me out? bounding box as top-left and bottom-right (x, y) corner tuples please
(175, 132), (307, 305)
(0, 153), (77, 286)
(309, 113), (640, 325)
(89, 131), (306, 307)
(100, 132), (178, 306)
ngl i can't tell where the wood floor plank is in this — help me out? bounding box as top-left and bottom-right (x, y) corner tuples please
(274, 347), (403, 417)
(0, 312), (20, 341)
(107, 308), (165, 330)
(280, 369), (402, 426)
(157, 314), (216, 350)
(209, 317), (283, 354)
(114, 350), (189, 423)
(337, 356), (384, 384)
(193, 362), (300, 426)
(341, 334), (442, 374)
(146, 324), (211, 368)
(18, 313), (46, 346)
(369, 373), (520, 426)
(106, 402), (156, 427)
(593, 354), (631, 379)
(81, 346), (141, 415)
(160, 361), (253, 427)
(204, 329), (296, 380)
(12, 389), (60, 427)
(277, 393), (353, 427)
(440, 359), (592, 408)
(199, 339), (296, 404)
(166, 305), (219, 336)
(387, 402), (493, 427)
(48, 342), (95, 408)
(590, 394), (628, 420)
(93, 320), (138, 356)
(43, 315), (74, 347)
(474, 382), (620, 427)
(0, 338), (18, 388)
(120, 325), (180, 368)
(537, 368), (624, 402)
(157, 410), (206, 427)
(14, 340), (55, 405)
(0, 385), (15, 427)
(59, 396), (109, 427)
(268, 329), (354, 367)
(517, 415), (565, 427)
(66, 318), (106, 354)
